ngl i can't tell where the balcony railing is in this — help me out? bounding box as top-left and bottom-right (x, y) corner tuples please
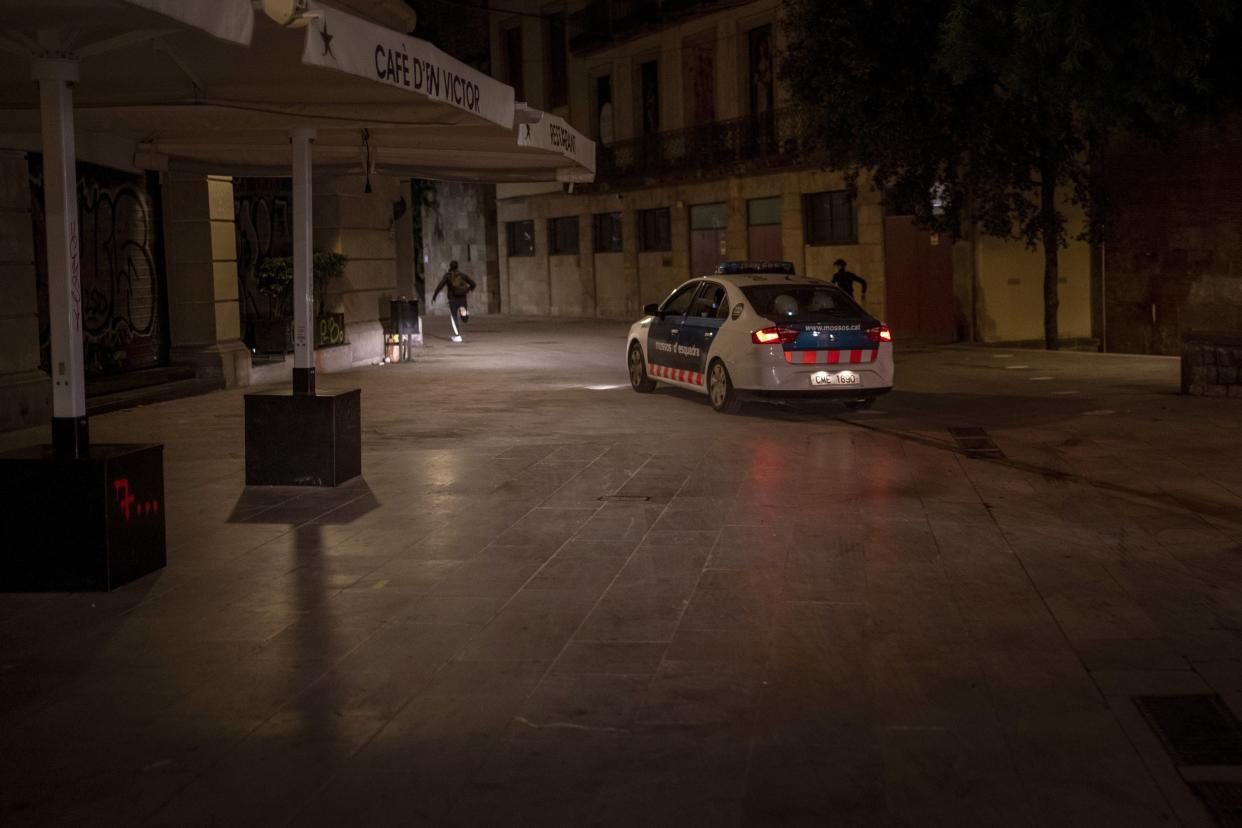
(569, 0), (737, 53)
(592, 109), (814, 188)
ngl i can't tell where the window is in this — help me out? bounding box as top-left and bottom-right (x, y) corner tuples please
(593, 212), (623, 253)
(547, 13), (568, 109)
(688, 282), (728, 318)
(638, 60), (659, 135)
(747, 196), (783, 260)
(660, 283), (698, 316)
(684, 34), (715, 126)
(748, 197), (781, 227)
(689, 202), (728, 275)
(507, 219), (535, 257)
(741, 284), (864, 320)
(504, 25), (524, 101)
(690, 202), (727, 230)
(594, 74), (613, 143)
(638, 208), (671, 252)
(804, 191), (856, 245)
(548, 215), (578, 255)
(748, 25), (774, 115)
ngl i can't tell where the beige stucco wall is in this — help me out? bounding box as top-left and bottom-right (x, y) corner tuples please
(164, 173), (241, 348)
(314, 173), (401, 365)
(496, 168), (887, 320)
(970, 195), (1093, 343)
(162, 172), (251, 386)
(592, 251), (628, 318)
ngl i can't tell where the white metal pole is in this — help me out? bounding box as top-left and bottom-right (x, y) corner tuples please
(290, 127), (316, 394)
(33, 55), (88, 456)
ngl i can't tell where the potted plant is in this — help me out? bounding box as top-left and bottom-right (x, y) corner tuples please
(254, 256), (293, 353)
(314, 251), (348, 348)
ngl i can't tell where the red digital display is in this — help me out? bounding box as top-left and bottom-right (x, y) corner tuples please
(112, 478), (159, 522)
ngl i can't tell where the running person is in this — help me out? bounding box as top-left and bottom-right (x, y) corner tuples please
(432, 261), (477, 342)
(830, 258), (868, 300)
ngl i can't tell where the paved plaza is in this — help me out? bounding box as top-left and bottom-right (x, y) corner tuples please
(2, 317), (1241, 826)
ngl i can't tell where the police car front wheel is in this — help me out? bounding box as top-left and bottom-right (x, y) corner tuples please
(708, 360), (742, 414)
(628, 343), (657, 393)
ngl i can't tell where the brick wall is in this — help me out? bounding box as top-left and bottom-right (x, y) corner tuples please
(1101, 116), (1242, 354)
(1182, 333), (1242, 397)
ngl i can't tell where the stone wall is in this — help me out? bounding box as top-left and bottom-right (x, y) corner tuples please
(1182, 332), (1242, 397)
(422, 181), (499, 315)
(1101, 116), (1242, 355)
(0, 151), (49, 430)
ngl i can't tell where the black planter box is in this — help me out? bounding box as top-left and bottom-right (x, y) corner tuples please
(244, 389), (361, 486)
(0, 443), (166, 592)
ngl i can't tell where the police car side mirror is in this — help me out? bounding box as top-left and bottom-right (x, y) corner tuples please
(643, 303), (662, 318)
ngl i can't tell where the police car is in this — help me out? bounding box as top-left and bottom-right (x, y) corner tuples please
(626, 261), (893, 413)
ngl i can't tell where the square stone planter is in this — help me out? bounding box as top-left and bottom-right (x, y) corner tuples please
(1181, 331), (1242, 397)
(0, 443), (166, 591)
(244, 389), (361, 486)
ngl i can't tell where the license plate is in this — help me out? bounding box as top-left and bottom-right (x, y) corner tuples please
(811, 370), (859, 386)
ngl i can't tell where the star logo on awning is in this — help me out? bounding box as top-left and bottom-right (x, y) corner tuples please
(320, 22), (334, 57)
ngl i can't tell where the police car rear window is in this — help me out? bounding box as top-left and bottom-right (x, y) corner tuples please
(741, 285), (864, 319)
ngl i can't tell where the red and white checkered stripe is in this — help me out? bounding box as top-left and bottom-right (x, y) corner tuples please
(648, 364), (704, 386)
(783, 348), (879, 366)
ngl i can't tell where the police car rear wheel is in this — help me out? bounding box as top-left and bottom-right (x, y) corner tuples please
(629, 344), (656, 393)
(708, 360), (742, 413)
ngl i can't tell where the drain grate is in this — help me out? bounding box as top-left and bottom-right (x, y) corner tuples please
(947, 427), (1005, 459)
(598, 495), (650, 502)
(1134, 695), (1242, 766)
(1190, 782), (1242, 827)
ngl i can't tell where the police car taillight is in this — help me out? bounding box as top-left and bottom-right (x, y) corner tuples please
(752, 326), (798, 345)
(866, 325), (893, 343)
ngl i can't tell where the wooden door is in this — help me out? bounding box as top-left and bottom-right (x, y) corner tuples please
(882, 215), (957, 342)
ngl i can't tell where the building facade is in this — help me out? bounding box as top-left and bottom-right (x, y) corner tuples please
(485, 0), (1096, 347)
(0, 3), (427, 432)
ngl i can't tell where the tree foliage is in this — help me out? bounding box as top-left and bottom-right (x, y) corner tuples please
(781, 0), (1239, 347)
(255, 251), (350, 318)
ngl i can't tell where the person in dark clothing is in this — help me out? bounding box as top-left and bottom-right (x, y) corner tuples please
(432, 260), (477, 342)
(831, 259), (868, 300)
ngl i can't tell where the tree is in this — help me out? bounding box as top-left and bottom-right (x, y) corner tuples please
(782, 0), (1239, 348)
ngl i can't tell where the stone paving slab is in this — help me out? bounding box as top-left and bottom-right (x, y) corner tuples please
(1, 316), (1239, 825)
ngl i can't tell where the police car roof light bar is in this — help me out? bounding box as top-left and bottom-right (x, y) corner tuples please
(715, 260), (796, 276)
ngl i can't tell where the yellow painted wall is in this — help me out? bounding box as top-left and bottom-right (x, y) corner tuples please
(495, 168), (887, 319)
(973, 194), (1093, 342)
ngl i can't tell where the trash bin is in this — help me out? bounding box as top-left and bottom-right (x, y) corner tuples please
(389, 298), (421, 362)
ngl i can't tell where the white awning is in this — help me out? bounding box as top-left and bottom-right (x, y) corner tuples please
(0, 1), (594, 182)
(0, 1), (513, 131)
